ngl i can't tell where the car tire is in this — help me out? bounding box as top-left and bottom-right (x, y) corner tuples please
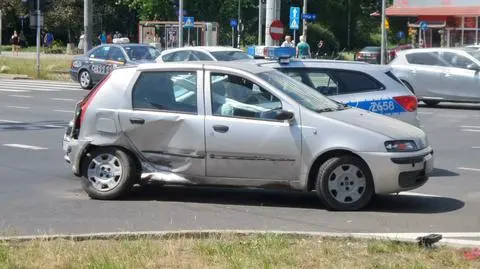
(315, 155), (374, 211)
(81, 147), (139, 200)
(79, 70), (93, 90)
(423, 100), (440, 107)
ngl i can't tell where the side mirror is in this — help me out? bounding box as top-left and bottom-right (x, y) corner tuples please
(275, 110), (294, 121)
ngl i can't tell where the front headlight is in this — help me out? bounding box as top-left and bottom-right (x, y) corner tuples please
(384, 140), (417, 152)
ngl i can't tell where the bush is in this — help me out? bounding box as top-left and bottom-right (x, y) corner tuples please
(305, 24), (340, 58)
(45, 39), (66, 54)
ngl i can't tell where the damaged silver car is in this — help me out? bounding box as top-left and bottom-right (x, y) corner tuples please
(63, 61), (434, 211)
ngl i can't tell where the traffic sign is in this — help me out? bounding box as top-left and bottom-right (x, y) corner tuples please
(289, 7), (300, 30)
(420, 21), (429, 31)
(397, 31), (405, 39)
(183, 17), (194, 28)
(302, 13), (316, 21)
(269, 20), (284, 41)
(230, 19), (238, 28)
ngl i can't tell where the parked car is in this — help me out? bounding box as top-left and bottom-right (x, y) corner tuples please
(389, 47), (480, 106)
(71, 41), (161, 89)
(256, 58), (420, 127)
(354, 46), (381, 64)
(389, 44), (413, 61)
(156, 46), (252, 63)
(63, 61), (433, 211)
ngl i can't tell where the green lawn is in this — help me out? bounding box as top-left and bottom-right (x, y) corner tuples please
(0, 56), (71, 80)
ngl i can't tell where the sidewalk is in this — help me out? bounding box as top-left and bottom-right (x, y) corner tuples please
(0, 51), (74, 60)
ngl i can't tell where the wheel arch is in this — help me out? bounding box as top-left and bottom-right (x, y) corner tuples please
(306, 149), (373, 192)
(79, 144), (142, 177)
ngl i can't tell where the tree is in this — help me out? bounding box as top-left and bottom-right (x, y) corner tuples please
(43, 0), (83, 43)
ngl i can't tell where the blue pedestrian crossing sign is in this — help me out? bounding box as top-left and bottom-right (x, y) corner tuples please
(184, 17), (194, 28)
(289, 7), (300, 30)
(230, 19), (238, 28)
(420, 21), (429, 31)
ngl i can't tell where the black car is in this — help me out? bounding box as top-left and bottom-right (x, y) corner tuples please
(71, 43), (161, 89)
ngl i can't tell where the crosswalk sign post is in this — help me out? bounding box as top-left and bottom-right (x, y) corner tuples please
(183, 17), (194, 46)
(289, 7), (300, 44)
(230, 19), (238, 47)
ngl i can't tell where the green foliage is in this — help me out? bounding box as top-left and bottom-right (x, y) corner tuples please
(306, 23), (340, 56)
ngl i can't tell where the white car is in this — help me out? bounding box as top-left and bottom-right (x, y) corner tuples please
(156, 46), (252, 63)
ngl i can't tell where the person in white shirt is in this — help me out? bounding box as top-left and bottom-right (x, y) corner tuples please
(281, 35), (295, 47)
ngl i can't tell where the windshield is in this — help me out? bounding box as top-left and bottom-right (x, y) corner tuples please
(124, 46), (160, 61)
(257, 70), (343, 112)
(210, 51), (252, 61)
(466, 50), (480, 62)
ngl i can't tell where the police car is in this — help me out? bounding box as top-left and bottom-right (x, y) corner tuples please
(251, 47), (420, 127)
(71, 38), (161, 89)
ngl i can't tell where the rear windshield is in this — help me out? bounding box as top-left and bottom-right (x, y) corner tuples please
(362, 47), (381, 52)
(124, 46), (161, 61)
(385, 71), (404, 86)
(210, 51), (252, 61)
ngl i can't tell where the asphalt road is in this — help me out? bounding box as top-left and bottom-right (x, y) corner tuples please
(0, 78), (479, 236)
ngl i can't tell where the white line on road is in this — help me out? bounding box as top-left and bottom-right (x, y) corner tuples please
(417, 112), (434, 115)
(6, 105), (29, 109)
(458, 167), (480, 172)
(461, 129), (480, 133)
(460, 125), (480, 129)
(472, 147), (480, 149)
(0, 119), (22, 123)
(2, 144), (47, 150)
(53, 109), (73, 113)
(43, 124), (64, 128)
(0, 89), (28, 92)
(8, 94), (32, 98)
(50, 98), (76, 101)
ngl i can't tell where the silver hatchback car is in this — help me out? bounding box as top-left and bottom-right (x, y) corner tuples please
(390, 47), (480, 106)
(63, 61), (434, 211)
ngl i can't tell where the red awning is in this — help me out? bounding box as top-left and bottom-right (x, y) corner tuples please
(386, 6), (480, 16)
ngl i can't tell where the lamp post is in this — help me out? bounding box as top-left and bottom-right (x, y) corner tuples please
(380, 0), (386, 65)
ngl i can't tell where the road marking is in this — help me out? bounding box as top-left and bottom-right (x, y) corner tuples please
(43, 124), (64, 128)
(8, 94), (32, 98)
(458, 167), (480, 172)
(472, 147), (480, 149)
(6, 105), (29, 109)
(0, 89), (28, 92)
(417, 111), (434, 115)
(461, 129), (480, 133)
(53, 109), (73, 113)
(460, 125), (480, 129)
(0, 119), (22, 123)
(50, 98), (76, 101)
(2, 144), (47, 150)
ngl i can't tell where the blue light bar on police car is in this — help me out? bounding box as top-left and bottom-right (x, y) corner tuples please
(264, 47), (296, 59)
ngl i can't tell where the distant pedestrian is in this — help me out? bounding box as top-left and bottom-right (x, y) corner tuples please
(44, 31), (54, 51)
(281, 35), (295, 48)
(296, 35), (311, 59)
(316, 40), (327, 59)
(78, 31), (85, 54)
(98, 31), (107, 44)
(10, 30), (20, 56)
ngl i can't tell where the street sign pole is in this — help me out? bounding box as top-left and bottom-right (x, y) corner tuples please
(84, 0), (92, 52)
(293, 30), (296, 45)
(258, 0), (262, 45)
(302, 0), (307, 41)
(188, 28), (190, 46)
(0, 9), (3, 56)
(178, 0), (183, 47)
(36, 0), (41, 78)
(237, 0), (241, 48)
(232, 27), (234, 47)
(380, 0), (386, 65)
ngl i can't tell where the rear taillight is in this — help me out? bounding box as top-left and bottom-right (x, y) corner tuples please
(72, 73), (112, 138)
(394, 95), (418, 112)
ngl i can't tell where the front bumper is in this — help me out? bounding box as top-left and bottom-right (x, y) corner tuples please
(358, 146), (434, 194)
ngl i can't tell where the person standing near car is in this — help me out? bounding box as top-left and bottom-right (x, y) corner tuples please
(281, 35), (295, 48)
(98, 31), (107, 44)
(296, 35), (311, 59)
(10, 31), (20, 56)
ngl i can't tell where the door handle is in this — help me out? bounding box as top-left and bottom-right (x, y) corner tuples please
(129, 118), (145, 125)
(213, 125), (229, 133)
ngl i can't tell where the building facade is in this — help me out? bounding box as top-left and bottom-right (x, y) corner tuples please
(386, 0), (480, 47)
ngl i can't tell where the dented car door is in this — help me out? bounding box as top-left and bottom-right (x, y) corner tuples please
(118, 68), (206, 177)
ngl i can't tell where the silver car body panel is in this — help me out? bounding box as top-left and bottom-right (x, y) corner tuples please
(390, 48), (480, 102)
(64, 61), (433, 195)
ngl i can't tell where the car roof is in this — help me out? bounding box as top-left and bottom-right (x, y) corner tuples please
(161, 46), (244, 54)
(254, 58), (391, 72)
(397, 47), (474, 55)
(136, 61), (273, 74)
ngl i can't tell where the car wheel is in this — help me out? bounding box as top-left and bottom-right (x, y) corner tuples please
(423, 100), (440, 107)
(79, 70), (93, 90)
(315, 155), (374, 211)
(81, 147), (139, 200)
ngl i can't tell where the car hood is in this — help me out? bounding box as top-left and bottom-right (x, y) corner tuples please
(324, 107), (427, 145)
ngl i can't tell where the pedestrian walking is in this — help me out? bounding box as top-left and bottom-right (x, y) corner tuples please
(281, 35), (295, 48)
(10, 30), (20, 56)
(296, 35), (311, 59)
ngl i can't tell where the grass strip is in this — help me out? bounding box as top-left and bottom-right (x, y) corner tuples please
(0, 56), (71, 81)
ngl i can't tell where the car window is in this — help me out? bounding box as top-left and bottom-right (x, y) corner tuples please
(210, 51), (252, 61)
(161, 52), (175, 62)
(405, 52), (445, 66)
(192, 51), (213, 61)
(108, 47), (125, 61)
(279, 69), (339, 96)
(441, 52), (477, 69)
(210, 73), (282, 121)
(90, 46), (110, 59)
(124, 46), (160, 61)
(132, 71), (197, 114)
(333, 70), (384, 94)
(172, 51), (190, 62)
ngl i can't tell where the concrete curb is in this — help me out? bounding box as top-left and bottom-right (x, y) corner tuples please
(0, 230), (479, 249)
(0, 74), (32, 80)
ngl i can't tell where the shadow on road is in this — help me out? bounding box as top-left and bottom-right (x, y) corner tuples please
(126, 185), (464, 214)
(0, 120), (68, 132)
(429, 168), (460, 178)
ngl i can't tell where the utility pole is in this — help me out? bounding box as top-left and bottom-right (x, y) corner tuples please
(84, 0), (92, 52)
(237, 0), (241, 48)
(380, 0), (386, 65)
(178, 0), (183, 47)
(0, 10), (3, 56)
(347, 0), (351, 48)
(258, 0), (262, 45)
(302, 0), (307, 41)
(36, 0), (41, 78)
(265, 0), (274, 46)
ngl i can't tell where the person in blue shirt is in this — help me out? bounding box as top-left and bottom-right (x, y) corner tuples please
(98, 31), (107, 44)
